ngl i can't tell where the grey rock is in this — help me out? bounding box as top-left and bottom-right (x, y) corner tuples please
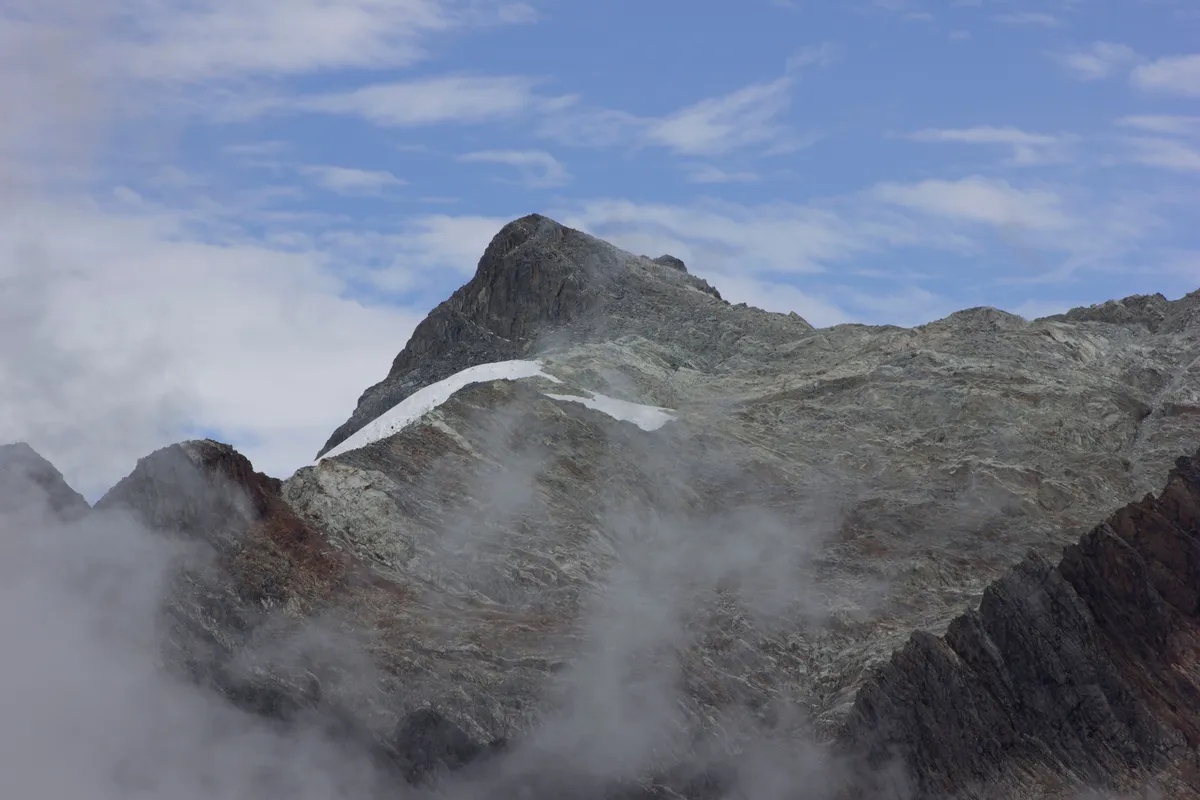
(295, 216), (1200, 754)
(0, 441), (89, 521)
(77, 214), (1200, 797)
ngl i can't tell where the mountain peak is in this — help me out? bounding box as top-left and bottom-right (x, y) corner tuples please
(317, 215), (756, 457)
(0, 442), (90, 521)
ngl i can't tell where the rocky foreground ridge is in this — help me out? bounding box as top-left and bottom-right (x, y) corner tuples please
(4, 214), (1200, 798)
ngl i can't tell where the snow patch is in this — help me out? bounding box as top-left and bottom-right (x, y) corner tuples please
(319, 360), (560, 461)
(545, 391), (676, 431)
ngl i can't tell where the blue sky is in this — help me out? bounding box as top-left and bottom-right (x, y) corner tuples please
(1, 0), (1198, 491)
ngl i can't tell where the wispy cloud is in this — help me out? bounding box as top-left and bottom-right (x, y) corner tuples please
(116, 0), (536, 81)
(994, 12), (1061, 26)
(872, 176), (1072, 230)
(645, 77), (795, 156)
(785, 43), (838, 73)
(1116, 115), (1200, 136)
(683, 165), (761, 184)
(301, 75), (563, 127)
(903, 125), (1076, 165)
(457, 149), (570, 187)
(1122, 137), (1200, 173)
(1053, 41), (1138, 80)
(1131, 53), (1200, 97)
(539, 48), (831, 157)
(299, 165), (406, 195)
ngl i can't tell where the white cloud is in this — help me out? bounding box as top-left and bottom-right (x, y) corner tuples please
(113, 0), (536, 81)
(398, 214), (512, 278)
(903, 125), (1076, 165)
(785, 43), (838, 73)
(302, 75), (558, 127)
(561, 199), (878, 275)
(1116, 115), (1200, 136)
(645, 77), (795, 156)
(1053, 42), (1138, 80)
(540, 51), (831, 157)
(1131, 53), (1200, 97)
(872, 176), (1072, 230)
(683, 165), (760, 184)
(299, 165), (406, 195)
(0, 200), (424, 494)
(458, 149), (570, 188)
(994, 12), (1060, 26)
(1123, 137), (1200, 172)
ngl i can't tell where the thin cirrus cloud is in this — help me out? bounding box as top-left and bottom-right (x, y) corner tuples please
(994, 12), (1061, 27)
(298, 75), (567, 127)
(1053, 42), (1139, 80)
(1131, 53), (1200, 97)
(683, 165), (761, 184)
(299, 165), (407, 195)
(1122, 137), (1200, 173)
(871, 176), (1073, 230)
(457, 149), (570, 188)
(1116, 115), (1200, 136)
(645, 77), (794, 156)
(903, 125), (1076, 165)
(114, 0), (537, 81)
(536, 46), (832, 157)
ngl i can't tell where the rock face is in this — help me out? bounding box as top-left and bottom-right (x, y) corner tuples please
(298, 214), (1200, 747)
(841, 448), (1200, 798)
(0, 441), (89, 520)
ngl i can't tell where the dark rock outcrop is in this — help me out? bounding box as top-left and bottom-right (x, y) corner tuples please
(95, 441), (353, 721)
(95, 439), (507, 788)
(0, 441), (89, 520)
(840, 448), (1200, 798)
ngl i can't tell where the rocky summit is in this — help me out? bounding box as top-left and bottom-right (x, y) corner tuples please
(6, 213), (1200, 798)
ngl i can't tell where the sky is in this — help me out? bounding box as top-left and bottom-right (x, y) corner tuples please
(1, 0), (1197, 494)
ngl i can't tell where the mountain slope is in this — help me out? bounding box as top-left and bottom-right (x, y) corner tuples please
(7, 214), (1200, 798)
(297, 214), (1200, 739)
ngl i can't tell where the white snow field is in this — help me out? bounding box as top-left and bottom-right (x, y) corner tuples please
(318, 360), (561, 461)
(544, 390), (675, 431)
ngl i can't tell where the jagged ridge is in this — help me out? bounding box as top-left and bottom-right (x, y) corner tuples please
(841, 448), (1200, 798)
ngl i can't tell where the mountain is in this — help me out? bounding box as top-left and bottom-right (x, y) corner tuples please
(5, 214), (1200, 798)
(296, 213), (1200, 734)
(0, 441), (89, 520)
